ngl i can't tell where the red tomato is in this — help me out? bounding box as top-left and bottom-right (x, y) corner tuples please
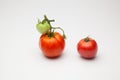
(39, 32), (65, 58)
(77, 37), (98, 59)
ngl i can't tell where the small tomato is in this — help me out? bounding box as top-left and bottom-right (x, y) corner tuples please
(36, 21), (50, 34)
(77, 37), (98, 59)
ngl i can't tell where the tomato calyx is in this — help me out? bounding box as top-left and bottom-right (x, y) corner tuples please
(84, 37), (90, 42)
(37, 15), (66, 39)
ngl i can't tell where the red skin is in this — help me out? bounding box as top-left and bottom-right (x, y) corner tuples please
(40, 32), (65, 58)
(77, 38), (98, 59)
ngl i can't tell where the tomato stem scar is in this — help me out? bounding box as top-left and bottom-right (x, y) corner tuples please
(84, 37), (90, 42)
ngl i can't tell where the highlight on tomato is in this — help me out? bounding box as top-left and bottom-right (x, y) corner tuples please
(36, 15), (66, 58)
(77, 37), (98, 59)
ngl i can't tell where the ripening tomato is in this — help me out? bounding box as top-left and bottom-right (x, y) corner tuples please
(40, 32), (65, 58)
(77, 37), (98, 59)
(36, 21), (50, 34)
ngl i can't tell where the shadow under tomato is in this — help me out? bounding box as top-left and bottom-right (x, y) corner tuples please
(45, 55), (62, 59)
(44, 53), (66, 60)
(80, 56), (97, 61)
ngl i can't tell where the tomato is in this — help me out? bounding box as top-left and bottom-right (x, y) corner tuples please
(40, 32), (65, 58)
(36, 15), (66, 58)
(77, 37), (98, 59)
(36, 21), (50, 34)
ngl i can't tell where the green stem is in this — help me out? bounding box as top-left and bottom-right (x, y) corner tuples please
(52, 27), (66, 39)
(49, 20), (55, 22)
(43, 15), (66, 39)
(38, 19), (41, 23)
(44, 15), (54, 37)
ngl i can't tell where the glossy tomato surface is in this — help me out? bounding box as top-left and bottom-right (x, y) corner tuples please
(77, 37), (98, 59)
(40, 32), (65, 58)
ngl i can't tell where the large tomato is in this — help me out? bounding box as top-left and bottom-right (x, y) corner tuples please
(77, 37), (98, 59)
(40, 32), (65, 58)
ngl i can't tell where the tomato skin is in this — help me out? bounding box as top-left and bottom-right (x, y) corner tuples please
(39, 32), (65, 58)
(77, 38), (98, 59)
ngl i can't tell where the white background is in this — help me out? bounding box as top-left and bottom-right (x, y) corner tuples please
(0, 0), (120, 80)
